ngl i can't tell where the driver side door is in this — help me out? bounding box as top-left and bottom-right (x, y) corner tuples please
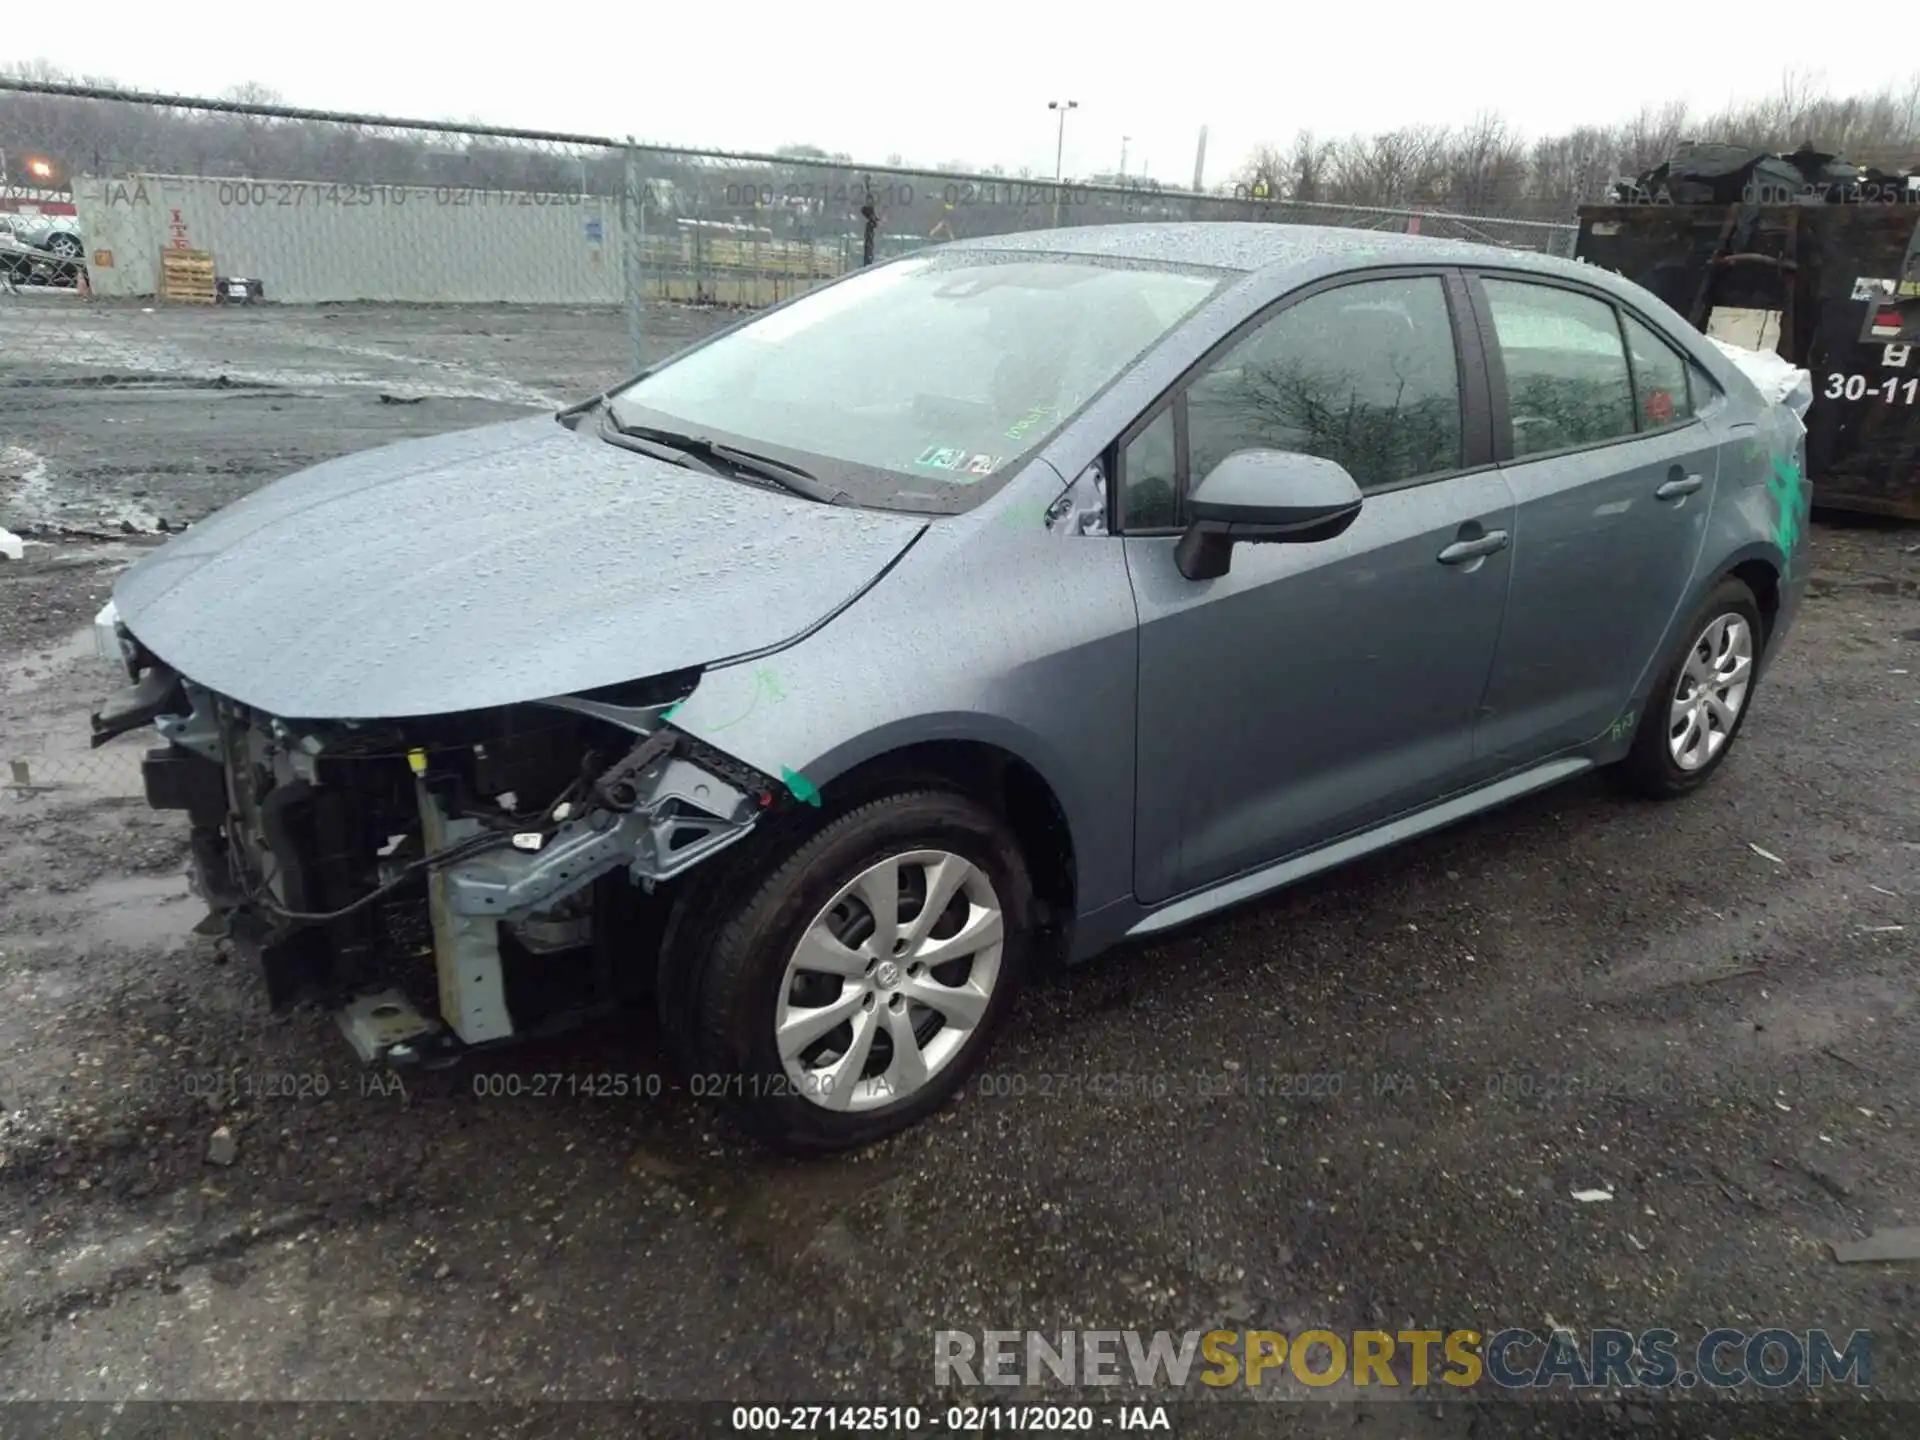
(1122, 270), (1519, 906)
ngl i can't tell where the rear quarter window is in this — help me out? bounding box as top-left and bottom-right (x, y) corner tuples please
(1621, 313), (1697, 429)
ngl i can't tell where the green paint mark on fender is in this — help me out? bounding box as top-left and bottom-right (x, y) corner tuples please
(1607, 711), (1636, 743)
(657, 702), (681, 723)
(781, 767), (821, 807)
(703, 665), (787, 734)
(1766, 455), (1808, 580)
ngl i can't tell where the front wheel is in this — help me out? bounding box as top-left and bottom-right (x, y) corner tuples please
(663, 789), (1032, 1153)
(1614, 577), (1764, 799)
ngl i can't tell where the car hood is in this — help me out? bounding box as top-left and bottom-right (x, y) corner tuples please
(114, 416), (927, 719)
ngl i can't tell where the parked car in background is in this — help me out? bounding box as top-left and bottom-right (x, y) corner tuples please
(92, 223), (1812, 1153)
(0, 212), (83, 285)
(5, 209), (83, 261)
(0, 217), (32, 284)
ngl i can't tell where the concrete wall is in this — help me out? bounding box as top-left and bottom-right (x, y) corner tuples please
(75, 174), (622, 304)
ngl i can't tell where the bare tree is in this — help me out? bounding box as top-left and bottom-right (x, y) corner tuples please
(1447, 112), (1527, 212)
(2, 57), (78, 83)
(1770, 67), (1826, 149)
(1616, 99), (1691, 176)
(1285, 129), (1334, 203)
(1235, 142), (1287, 199)
(1325, 126), (1445, 206)
(1898, 75), (1920, 144)
(221, 81), (284, 106)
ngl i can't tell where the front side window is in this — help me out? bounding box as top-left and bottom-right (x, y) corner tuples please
(610, 252), (1226, 513)
(1183, 275), (1464, 496)
(1482, 278), (1636, 457)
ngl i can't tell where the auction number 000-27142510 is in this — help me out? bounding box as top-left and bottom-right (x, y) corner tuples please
(1824, 374), (1920, 404)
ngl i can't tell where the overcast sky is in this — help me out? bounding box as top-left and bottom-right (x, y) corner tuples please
(12, 6), (1914, 183)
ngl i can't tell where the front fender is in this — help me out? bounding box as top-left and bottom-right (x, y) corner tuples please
(662, 509), (1142, 917)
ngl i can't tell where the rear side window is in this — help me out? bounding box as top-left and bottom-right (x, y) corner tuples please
(1621, 313), (1696, 430)
(1483, 279), (1636, 458)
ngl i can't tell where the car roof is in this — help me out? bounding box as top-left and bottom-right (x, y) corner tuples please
(940, 220), (1753, 412)
(940, 220), (1577, 281)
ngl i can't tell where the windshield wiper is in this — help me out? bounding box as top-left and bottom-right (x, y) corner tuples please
(703, 440), (853, 507)
(594, 410), (731, 477)
(606, 415), (852, 506)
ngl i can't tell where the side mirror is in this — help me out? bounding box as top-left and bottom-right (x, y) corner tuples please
(1174, 450), (1363, 581)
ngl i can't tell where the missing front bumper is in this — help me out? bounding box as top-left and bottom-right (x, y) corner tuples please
(416, 729), (764, 1045)
(120, 657), (788, 1060)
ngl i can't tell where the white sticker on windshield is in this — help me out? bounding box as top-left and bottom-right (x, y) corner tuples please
(746, 259), (929, 344)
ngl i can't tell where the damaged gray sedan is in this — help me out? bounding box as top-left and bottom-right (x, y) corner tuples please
(92, 223), (1809, 1151)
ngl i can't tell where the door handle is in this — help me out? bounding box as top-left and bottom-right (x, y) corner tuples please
(1437, 530), (1510, 565)
(1656, 473), (1704, 500)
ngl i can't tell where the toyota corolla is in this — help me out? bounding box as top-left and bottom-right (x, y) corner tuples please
(92, 222), (1812, 1151)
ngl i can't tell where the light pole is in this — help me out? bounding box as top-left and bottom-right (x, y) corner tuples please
(1119, 136), (1130, 179)
(1047, 99), (1077, 227)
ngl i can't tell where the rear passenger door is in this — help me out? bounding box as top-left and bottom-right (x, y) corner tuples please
(1466, 273), (1724, 768)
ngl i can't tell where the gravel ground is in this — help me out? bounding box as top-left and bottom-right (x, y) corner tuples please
(0, 294), (725, 535)
(2, 300), (1919, 1432)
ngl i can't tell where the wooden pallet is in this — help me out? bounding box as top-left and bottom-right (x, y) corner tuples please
(159, 248), (215, 303)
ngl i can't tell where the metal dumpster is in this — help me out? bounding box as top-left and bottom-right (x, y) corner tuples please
(1573, 198), (1920, 519)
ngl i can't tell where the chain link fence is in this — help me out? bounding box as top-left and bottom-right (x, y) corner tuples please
(0, 78), (1577, 330)
(622, 158), (1578, 311)
(1, 78), (1575, 795)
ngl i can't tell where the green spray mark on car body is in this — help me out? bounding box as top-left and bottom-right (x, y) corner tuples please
(1607, 710), (1636, 743)
(1766, 455), (1808, 580)
(704, 665), (787, 734)
(781, 766), (821, 807)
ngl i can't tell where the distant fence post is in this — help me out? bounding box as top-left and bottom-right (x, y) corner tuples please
(860, 176), (878, 267)
(620, 138), (645, 373)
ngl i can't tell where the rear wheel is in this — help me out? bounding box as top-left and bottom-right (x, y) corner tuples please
(659, 789), (1031, 1153)
(1614, 577), (1763, 799)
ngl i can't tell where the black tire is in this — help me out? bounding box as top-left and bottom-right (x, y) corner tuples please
(1614, 576), (1765, 799)
(658, 788), (1032, 1153)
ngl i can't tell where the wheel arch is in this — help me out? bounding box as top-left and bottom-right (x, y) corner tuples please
(1724, 553), (1782, 649)
(1621, 544), (1782, 732)
(800, 732), (1080, 967)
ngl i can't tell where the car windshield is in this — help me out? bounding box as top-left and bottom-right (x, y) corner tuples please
(608, 251), (1227, 513)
